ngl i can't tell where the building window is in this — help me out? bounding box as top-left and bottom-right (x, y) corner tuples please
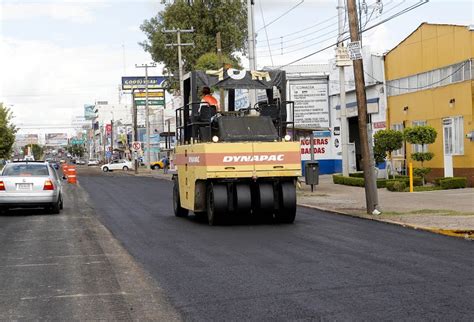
(392, 123), (405, 157)
(411, 121), (428, 153)
(443, 116), (464, 156)
(453, 116), (464, 155)
(387, 59), (472, 96)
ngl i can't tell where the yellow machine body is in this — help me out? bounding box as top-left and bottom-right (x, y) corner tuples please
(174, 141), (301, 211)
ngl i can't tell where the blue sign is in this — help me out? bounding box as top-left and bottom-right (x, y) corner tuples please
(313, 130), (331, 137)
(121, 76), (167, 90)
(106, 151), (112, 158)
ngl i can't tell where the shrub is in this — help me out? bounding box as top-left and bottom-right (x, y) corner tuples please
(342, 176), (365, 187)
(394, 175), (423, 186)
(386, 180), (407, 192)
(332, 174), (344, 184)
(376, 179), (387, 188)
(349, 172), (364, 178)
(333, 174), (387, 188)
(439, 177), (467, 190)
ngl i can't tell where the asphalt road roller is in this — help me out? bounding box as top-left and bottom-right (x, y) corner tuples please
(172, 69), (301, 225)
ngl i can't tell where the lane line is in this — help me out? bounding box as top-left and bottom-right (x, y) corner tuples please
(21, 292), (130, 301)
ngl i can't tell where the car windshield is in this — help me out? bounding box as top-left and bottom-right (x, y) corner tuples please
(2, 164), (49, 176)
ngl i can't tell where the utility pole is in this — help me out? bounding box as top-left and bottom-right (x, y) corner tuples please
(216, 32), (225, 110)
(135, 62), (157, 169)
(164, 28), (194, 105)
(338, 0), (350, 177)
(346, 0), (379, 214)
(110, 119), (114, 154)
(132, 89), (138, 174)
(247, 0), (257, 110)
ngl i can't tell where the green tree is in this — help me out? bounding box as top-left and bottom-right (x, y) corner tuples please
(67, 144), (85, 158)
(373, 129), (403, 178)
(140, 0), (247, 91)
(404, 125), (437, 185)
(23, 144), (44, 161)
(0, 103), (16, 160)
(194, 52), (241, 71)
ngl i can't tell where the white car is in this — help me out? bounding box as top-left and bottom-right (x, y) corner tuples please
(87, 159), (99, 166)
(101, 159), (133, 172)
(0, 161), (64, 213)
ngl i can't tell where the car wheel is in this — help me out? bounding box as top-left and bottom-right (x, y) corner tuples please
(123, 166), (129, 171)
(102, 167), (109, 172)
(51, 198), (61, 214)
(151, 165), (157, 170)
(59, 194), (64, 210)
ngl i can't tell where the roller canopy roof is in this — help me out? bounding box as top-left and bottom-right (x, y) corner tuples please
(187, 70), (286, 90)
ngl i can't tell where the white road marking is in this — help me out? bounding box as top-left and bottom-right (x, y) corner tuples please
(21, 292), (129, 301)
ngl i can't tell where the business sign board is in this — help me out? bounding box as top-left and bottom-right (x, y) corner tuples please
(121, 76), (167, 90)
(135, 99), (165, 106)
(300, 130), (333, 161)
(15, 134), (39, 147)
(134, 90), (164, 98)
(45, 133), (68, 146)
(84, 104), (95, 120)
(71, 138), (84, 145)
(290, 83), (329, 129)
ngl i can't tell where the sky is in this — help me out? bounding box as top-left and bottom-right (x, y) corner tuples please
(0, 0), (472, 136)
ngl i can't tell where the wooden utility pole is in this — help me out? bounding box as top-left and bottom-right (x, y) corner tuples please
(164, 28), (194, 104)
(216, 32), (225, 110)
(346, 0), (379, 214)
(110, 119), (114, 154)
(132, 89), (138, 174)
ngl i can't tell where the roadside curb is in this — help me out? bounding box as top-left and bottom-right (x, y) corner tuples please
(298, 203), (474, 241)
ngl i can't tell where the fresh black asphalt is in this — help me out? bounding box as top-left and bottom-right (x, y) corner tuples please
(79, 172), (474, 321)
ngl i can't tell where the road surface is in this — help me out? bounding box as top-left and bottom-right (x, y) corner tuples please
(0, 178), (179, 320)
(78, 169), (474, 320)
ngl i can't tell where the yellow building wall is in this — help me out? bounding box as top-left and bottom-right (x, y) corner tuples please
(385, 24), (474, 185)
(388, 81), (473, 170)
(385, 24), (473, 81)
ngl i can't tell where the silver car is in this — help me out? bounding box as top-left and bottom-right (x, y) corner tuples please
(0, 161), (64, 213)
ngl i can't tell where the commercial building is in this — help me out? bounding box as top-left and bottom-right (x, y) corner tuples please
(384, 23), (473, 185)
(329, 49), (388, 173)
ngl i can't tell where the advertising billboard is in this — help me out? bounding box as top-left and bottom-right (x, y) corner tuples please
(84, 104), (95, 120)
(15, 134), (39, 147)
(121, 76), (167, 90)
(45, 133), (68, 146)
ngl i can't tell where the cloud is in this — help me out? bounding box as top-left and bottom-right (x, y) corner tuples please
(0, 36), (156, 132)
(0, 2), (102, 23)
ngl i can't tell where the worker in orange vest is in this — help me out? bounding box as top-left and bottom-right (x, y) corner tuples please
(200, 86), (220, 111)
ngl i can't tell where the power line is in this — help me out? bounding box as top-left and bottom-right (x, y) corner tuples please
(256, 0), (304, 33)
(259, 1), (274, 66)
(279, 0), (428, 67)
(256, 0), (400, 56)
(256, 0), (389, 48)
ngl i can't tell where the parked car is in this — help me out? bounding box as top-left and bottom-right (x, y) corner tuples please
(88, 159), (99, 166)
(0, 161), (64, 213)
(76, 159), (86, 165)
(150, 159), (164, 170)
(101, 159), (134, 172)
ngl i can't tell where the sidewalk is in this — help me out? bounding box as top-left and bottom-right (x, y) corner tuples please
(298, 175), (474, 239)
(134, 169), (474, 239)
